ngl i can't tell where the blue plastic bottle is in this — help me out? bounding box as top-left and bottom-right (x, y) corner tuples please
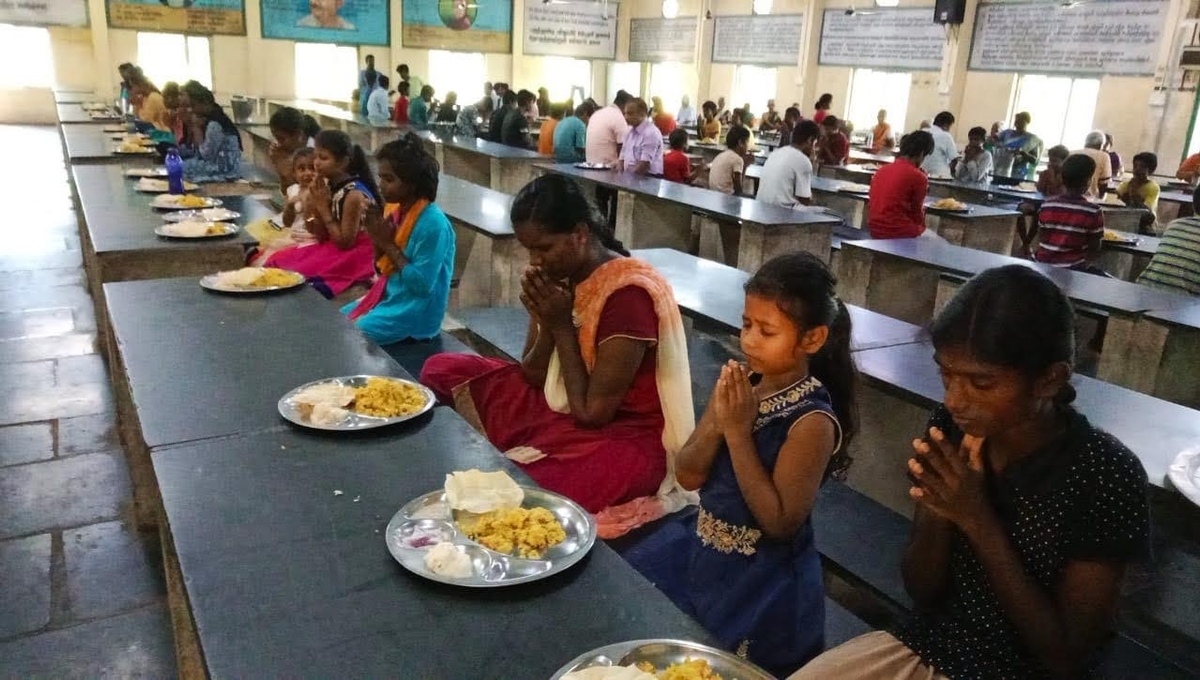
(165, 148), (184, 195)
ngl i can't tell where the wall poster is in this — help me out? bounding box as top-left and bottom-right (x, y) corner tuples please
(402, 0), (512, 54)
(523, 1), (616, 60)
(261, 0), (388, 45)
(0, 0), (89, 27)
(107, 0), (244, 35)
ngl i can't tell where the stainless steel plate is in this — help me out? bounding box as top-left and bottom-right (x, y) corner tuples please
(154, 223), (239, 239)
(124, 167), (168, 177)
(551, 639), (774, 680)
(162, 208), (241, 222)
(386, 486), (596, 588)
(199, 268), (305, 293)
(575, 162), (613, 170)
(150, 196), (223, 210)
(278, 375), (435, 431)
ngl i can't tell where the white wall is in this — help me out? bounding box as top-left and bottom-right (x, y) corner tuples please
(17, 0), (1200, 164)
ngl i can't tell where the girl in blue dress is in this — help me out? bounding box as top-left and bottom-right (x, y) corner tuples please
(623, 252), (858, 676)
(343, 133), (455, 344)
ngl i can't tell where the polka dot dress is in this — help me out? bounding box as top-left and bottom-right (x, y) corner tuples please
(893, 405), (1151, 679)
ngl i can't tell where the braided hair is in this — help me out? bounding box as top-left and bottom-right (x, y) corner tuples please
(509, 174), (628, 255)
(745, 252), (859, 480)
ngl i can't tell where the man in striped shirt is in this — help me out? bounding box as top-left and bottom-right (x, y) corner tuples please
(1033, 154), (1105, 270)
(1137, 185), (1200, 296)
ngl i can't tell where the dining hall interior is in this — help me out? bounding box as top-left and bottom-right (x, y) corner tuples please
(3, 0), (1200, 677)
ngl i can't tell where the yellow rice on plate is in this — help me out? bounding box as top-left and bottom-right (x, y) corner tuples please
(637, 659), (722, 680)
(352, 377), (427, 418)
(456, 506), (566, 559)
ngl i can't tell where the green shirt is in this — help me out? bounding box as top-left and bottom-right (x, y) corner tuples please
(1137, 215), (1200, 296)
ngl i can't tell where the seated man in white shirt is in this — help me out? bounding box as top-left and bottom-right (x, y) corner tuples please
(757, 120), (821, 209)
(920, 111), (958, 178)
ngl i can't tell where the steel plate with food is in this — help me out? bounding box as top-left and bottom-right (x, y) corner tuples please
(162, 207), (241, 222)
(1102, 229), (1139, 245)
(551, 640), (774, 680)
(151, 194), (222, 210)
(929, 198), (970, 212)
(114, 142), (157, 154)
(154, 222), (238, 239)
(837, 182), (871, 194)
(200, 267), (304, 293)
(136, 178), (199, 193)
(385, 469), (596, 587)
(124, 167), (168, 178)
(575, 162), (614, 170)
(278, 375), (434, 430)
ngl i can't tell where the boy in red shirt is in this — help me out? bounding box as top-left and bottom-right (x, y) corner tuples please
(818, 116), (849, 167)
(391, 81), (410, 125)
(868, 131), (934, 239)
(663, 128), (697, 184)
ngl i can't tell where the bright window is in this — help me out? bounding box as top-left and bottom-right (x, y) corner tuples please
(607, 62), (642, 103)
(847, 68), (910, 139)
(1009, 74), (1099, 149)
(0, 24), (53, 88)
(137, 32), (212, 90)
(731, 65), (776, 117)
(427, 50), (486, 104)
(541, 57), (591, 102)
(649, 61), (685, 113)
(294, 43), (356, 101)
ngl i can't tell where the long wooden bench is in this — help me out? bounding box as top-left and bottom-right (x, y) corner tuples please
(537, 162), (843, 273)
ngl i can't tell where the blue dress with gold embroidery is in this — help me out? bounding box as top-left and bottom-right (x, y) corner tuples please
(620, 375), (840, 676)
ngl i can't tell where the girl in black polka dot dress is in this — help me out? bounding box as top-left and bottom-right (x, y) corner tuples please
(791, 265), (1150, 680)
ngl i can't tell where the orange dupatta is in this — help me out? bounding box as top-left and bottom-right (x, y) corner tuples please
(346, 199), (429, 320)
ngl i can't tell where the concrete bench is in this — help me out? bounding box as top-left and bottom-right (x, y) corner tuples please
(437, 175), (527, 307)
(382, 332), (475, 377)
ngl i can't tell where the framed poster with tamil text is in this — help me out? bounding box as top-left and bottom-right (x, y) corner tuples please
(402, 0), (512, 54)
(523, 1), (616, 60)
(819, 8), (944, 71)
(629, 17), (697, 63)
(261, 0), (388, 46)
(711, 14), (803, 66)
(107, 0), (244, 35)
(968, 0), (1169, 77)
(1, 0), (89, 27)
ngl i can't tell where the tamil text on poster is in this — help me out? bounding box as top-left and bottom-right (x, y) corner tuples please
(108, 0), (244, 35)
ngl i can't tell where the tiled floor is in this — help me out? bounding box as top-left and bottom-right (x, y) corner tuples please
(0, 125), (175, 677)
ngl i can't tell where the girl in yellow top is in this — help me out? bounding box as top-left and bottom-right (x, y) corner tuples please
(129, 73), (170, 132)
(700, 100), (721, 143)
(1116, 152), (1161, 233)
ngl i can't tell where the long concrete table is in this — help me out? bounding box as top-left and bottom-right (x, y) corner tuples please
(54, 89), (97, 104)
(437, 175), (527, 307)
(419, 130), (548, 195)
(1102, 301), (1200, 409)
(56, 102), (122, 125)
(61, 123), (158, 165)
(103, 277), (405, 526)
(152, 417), (713, 678)
(71, 164), (271, 342)
(537, 162), (841, 273)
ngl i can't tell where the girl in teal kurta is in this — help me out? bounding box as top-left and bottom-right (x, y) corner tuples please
(342, 134), (455, 344)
